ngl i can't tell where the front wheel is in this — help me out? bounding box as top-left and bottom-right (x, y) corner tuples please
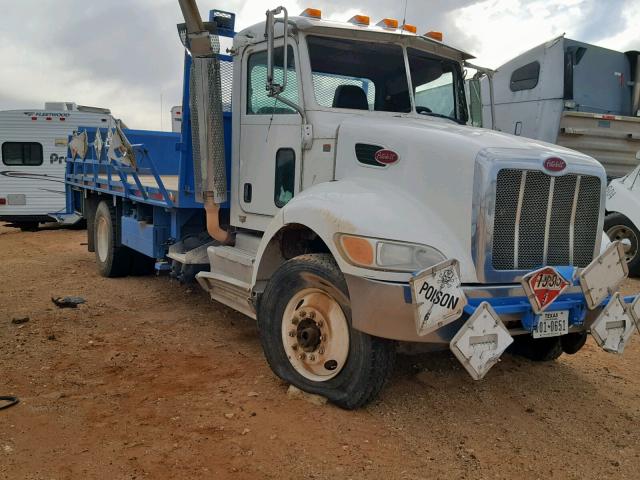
(604, 213), (640, 276)
(257, 254), (395, 410)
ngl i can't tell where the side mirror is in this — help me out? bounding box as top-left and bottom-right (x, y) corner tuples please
(265, 6), (289, 97)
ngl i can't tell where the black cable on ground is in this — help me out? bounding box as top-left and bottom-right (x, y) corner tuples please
(0, 396), (19, 411)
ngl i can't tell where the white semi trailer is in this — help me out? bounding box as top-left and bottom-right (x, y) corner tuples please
(472, 35), (640, 180)
(67, 4), (639, 408)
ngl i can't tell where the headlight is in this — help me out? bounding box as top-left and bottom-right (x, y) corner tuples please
(336, 234), (446, 272)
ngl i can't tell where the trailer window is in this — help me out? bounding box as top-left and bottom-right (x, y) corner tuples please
(247, 46), (298, 115)
(307, 36), (410, 112)
(2, 142), (43, 166)
(510, 61), (540, 92)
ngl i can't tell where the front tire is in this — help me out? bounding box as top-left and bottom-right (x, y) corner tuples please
(605, 213), (640, 276)
(257, 254), (395, 410)
(94, 201), (130, 277)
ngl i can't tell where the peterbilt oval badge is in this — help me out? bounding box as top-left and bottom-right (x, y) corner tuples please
(374, 149), (399, 165)
(543, 157), (566, 173)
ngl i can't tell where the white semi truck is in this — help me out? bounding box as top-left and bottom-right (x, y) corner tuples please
(65, 3), (639, 408)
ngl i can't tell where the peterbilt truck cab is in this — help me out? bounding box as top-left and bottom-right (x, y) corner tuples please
(72, 4), (639, 409)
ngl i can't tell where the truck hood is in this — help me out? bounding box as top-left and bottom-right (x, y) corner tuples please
(328, 115), (605, 282)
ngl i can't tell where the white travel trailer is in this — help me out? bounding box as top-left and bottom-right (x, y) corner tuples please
(0, 102), (115, 229)
(472, 36), (640, 179)
(171, 105), (182, 133)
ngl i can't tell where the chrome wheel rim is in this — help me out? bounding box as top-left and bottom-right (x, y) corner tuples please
(96, 216), (109, 263)
(607, 225), (638, 263)
(281, 288), (350, 382)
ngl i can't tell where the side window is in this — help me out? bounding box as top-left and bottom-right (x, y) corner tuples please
(274, 148), (295, 207)
(1, 142), (43, 166)
(510, 61), (540, 92)
(247, 46), (298, 115)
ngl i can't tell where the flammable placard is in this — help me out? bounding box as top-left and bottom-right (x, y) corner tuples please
(410, 259), (467, 336)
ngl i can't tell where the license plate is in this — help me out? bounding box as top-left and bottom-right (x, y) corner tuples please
(532, 310), (569, 338)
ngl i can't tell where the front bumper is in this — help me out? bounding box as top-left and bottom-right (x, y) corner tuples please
(346, 275), (610, 344)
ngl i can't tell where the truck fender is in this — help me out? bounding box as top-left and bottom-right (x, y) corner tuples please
(251, 178), (477, 288)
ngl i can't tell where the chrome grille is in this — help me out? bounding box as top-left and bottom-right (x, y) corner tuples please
(492, 169), (601, 270)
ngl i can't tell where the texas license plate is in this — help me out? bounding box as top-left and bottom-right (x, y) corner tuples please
(533, 310), (569, 338)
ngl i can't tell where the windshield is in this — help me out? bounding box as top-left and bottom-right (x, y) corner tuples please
(307, 36), (411, 113)
(306, 35), (466, 122)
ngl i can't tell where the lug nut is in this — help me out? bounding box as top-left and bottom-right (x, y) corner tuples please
(292, 344), (298, 351)
(291, 318), (299, 325)
(320, 335), (327, 342)
(309, 354), (316, 361)
(318, 347), (325, 354)
(288, 330), (296, 337)
(298, 353), (306, 360)
(300, 311), (307, 318)
(308, 311), (316, 319)
(317, 320), (324, 327)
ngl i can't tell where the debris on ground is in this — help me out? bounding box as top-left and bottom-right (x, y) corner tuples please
(0, 396), (20, 411)
(51, 296), (86, 309)
(11, 317), (29, 325)
(286, 385), (328, 406)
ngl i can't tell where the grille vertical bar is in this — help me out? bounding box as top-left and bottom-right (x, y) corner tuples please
(492, 169), (600, 270)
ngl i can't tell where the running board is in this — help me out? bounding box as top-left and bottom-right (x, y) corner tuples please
(196, 271), (256, 319)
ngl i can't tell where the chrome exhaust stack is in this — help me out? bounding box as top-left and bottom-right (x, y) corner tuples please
(177, 0), (232, 244)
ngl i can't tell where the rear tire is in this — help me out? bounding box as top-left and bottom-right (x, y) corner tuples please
(94, 201), (130, 277)
(510, 335), (563, 361)
(257, 253), (396, 410)
(604, 213), (640, 276)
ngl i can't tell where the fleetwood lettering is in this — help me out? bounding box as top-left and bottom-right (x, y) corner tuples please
(418, 281), (460, 310)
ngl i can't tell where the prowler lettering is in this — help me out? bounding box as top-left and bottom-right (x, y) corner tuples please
(418, 282), (460, 310)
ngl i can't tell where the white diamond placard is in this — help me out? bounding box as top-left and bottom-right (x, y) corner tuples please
(410, 259), (467, 337)
(591, 293), (636, 354)
(579, 241), (628, 310)
(450, 302), (514, 380)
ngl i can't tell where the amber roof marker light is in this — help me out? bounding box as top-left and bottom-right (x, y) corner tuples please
(348, 14), (370, 26)
(425, 31), (443, 41)
(300, 8), (321, 19)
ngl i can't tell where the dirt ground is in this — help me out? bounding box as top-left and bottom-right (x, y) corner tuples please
(1, 224), (639, 480)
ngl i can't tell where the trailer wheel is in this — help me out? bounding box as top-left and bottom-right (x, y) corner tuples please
(604, 213), (640, 276)
(510, 335), (563, 362)
(257, 253), (395, 410)
(94, 201), (130, 278)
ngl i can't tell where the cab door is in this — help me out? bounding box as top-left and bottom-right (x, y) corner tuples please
(239, 42), (302, 216)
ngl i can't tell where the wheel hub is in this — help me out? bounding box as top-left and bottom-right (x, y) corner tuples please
(607, 225), (638, 263)
(281, 288), (350, 382)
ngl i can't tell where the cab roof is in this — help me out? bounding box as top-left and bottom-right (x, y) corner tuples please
(236, 14), (475, 61)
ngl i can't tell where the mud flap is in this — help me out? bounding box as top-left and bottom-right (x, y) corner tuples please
(591, 293), (636, 354)
(450, 302), (514, 380)
(579, 241), (628, 310)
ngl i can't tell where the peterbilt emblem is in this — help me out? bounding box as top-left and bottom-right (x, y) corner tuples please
(374, 149), (399, 165)
(543, 157), (566, 173)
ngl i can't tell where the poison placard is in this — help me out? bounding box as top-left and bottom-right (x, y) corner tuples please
(410, 259), (467, 336)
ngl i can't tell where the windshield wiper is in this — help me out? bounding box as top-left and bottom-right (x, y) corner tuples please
(417, 111), (465, 125)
